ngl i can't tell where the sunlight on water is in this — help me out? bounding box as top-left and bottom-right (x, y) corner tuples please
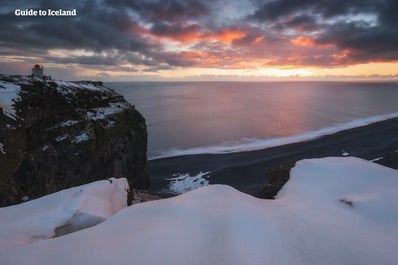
(110, 81), (398, 158)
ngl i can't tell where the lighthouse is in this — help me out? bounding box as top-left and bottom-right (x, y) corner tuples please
(32, 64), (43, 78)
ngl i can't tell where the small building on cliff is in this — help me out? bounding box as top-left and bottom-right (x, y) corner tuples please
(32, 64), (43, 78)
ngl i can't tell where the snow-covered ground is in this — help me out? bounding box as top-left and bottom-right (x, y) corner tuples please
(0, 80), (20, 120)
(0, 178), (129, 249)
(1, 157), (397, 265)
(54, 80), (109, 94)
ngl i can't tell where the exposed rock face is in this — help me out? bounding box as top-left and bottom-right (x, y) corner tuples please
(260, 160), (296, 199)
(0, 75), (149, 206)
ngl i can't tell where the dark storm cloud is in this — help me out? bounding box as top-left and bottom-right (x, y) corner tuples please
(316, 23), (398, 62)
(282, 15), (318, 31)
(314, 0), (398, 62)
(0, 0), (213, 70)
(0, 0), (150, 51)
(0, 0), (180, 70)
(1, 0), (398, 73)
(105, 0), (210, 22)
(150, 21), (201, 40)
(251, 0), (377, 21)
(250, 0), (398, 64)
(45, 54), (122, 66)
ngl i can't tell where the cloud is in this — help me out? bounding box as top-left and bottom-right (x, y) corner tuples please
(150, 22), (202, 42)
(250, 0), (376, 21)
(105, 0), (210, 23)
(0, 0), (397, 78)
(249, 0), (398, 65)
(291, 36), (315, 47)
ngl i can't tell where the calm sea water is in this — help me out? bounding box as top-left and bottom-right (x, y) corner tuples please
(109, 81), (398, 159)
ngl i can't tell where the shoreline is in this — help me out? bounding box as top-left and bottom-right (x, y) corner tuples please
(148, 117), (398, 197)
(148, 112), (398, 160)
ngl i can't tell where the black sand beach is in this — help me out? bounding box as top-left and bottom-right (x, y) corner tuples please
(148, 117), (398, 197)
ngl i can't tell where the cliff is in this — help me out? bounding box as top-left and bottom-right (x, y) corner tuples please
(0, 75), (149, 206)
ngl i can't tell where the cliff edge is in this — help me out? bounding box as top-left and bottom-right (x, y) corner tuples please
(0, 75), (149, 206)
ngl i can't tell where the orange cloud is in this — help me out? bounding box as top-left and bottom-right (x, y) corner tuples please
(172, 31), (203, 42)
(290, 36), (314, 47)
(207, 29), (246, 44)
(332, 49), (349, 60)
(332, 49), (351, 64)
(181, 50), (209, 60)
(145, 27), (246, 45)
(180, 51), (222, 66)
(251, 36), (265, 45)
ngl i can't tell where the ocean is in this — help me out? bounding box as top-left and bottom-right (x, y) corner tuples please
(110, 81), (398, 160)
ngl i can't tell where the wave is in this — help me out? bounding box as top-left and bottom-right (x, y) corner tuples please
(149, 112), (398, 160)
(166, 172), (210, 194)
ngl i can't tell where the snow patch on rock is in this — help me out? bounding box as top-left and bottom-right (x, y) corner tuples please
(87, 102), (131, 121)
(0, 143), (5, 154)
(55, 133), (68, 142)
(0, 81), (20, 120)
(73, 132), (89, 143)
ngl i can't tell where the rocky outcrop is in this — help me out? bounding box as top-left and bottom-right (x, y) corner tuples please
(260, 160), (296, 199)
(0, 75), (149, 206)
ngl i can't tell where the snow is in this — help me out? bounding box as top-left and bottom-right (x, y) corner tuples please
(106, 119), (117, 127)
(87, 102), (131, 120)
(370, 156), (383, 162)
(150, 112), (398, 159)
(342, 149), (349, 156)
(0, 81), (20, 120)
(59, 120), (79, 127)
(54, 80), (107, 93)
(1, 157), (398, 265)
(55, 133), (68, 142)
(0, 178), (129, 250)
(167, 171), (210, 194)
(0, 143), (5, 154)
(73, 132), (89, 143)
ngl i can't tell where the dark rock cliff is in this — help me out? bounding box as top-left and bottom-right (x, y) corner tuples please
(0, 75), (149, 206)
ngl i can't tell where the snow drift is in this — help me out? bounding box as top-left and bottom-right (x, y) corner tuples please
(1, 157), (397, 265)
(0, 178), (129, 249)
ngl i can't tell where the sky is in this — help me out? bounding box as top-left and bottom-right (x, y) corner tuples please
(0, 0), (398, 81)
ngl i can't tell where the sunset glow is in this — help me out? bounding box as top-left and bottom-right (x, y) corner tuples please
(290, 36), (315, 47)
(0, 0), (397, 81)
